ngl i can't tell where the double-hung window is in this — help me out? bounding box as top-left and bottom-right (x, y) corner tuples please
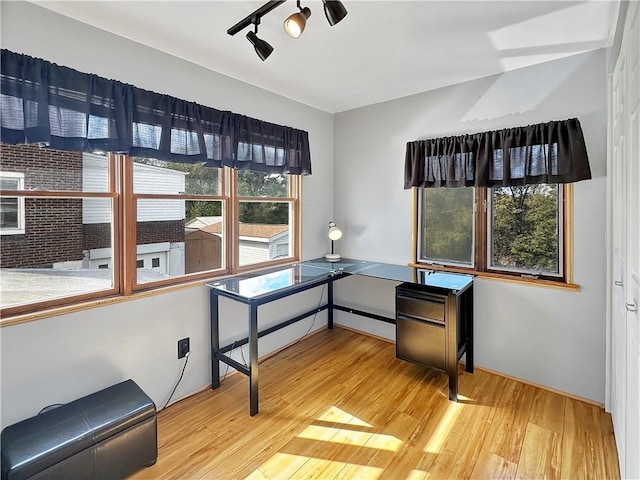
(131, 157), (227, 287)
(0, 146), (118, 311)
(236, 170), (298, 269)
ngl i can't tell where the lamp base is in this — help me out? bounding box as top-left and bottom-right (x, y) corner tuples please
(325, 253), (341, 262)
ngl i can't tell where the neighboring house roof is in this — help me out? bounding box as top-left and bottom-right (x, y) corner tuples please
(199, 222), (288, 240)
(185, 216), (223, 229)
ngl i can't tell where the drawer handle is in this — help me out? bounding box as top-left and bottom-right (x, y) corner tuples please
(626, 300), (638, 313)
(398, 294), (445, 305)
(397, 314), (445, 327)
(614, 280), (623, 287)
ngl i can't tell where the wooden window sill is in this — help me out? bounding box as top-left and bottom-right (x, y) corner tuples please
(408, 263), (580, 292)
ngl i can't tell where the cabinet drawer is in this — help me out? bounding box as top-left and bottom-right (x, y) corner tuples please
(396, 315), (446, 370)
(397, 293), (445, 324)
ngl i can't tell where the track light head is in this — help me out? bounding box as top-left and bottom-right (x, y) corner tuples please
(322, 0), (348, 26)
(284, 5), (311, 39)
(246, 29), (274, 61)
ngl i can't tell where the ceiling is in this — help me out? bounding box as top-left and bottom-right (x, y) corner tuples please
(32, 1), (619, 113)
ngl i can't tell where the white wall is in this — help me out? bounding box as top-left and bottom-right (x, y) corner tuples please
(333, 49), (608, 403)
(0, 1), (333, 428)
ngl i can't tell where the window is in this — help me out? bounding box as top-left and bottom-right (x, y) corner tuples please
(1, 145), (117, 312)
(488, 184), (562, 277)
(236, 170), (296, 268)
(417, 183), (569, 282)
(0, 172), (25, 234)
(0, 144), (301, 317)
(132, 156), (227, 286)
(419, 187), (474, 267)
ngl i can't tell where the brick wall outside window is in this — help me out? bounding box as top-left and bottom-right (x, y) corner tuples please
(137, 220), (185, 245)
(1, 143), (82, 191)
(1, 143), (185, 269)
(84, 221), (185, 251)
(1, 144), (84, 268)
(1, 198), (83, 268)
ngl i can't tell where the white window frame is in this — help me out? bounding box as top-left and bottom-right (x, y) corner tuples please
(0, 172), (25, 235)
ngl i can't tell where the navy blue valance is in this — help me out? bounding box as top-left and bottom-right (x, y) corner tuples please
(405, 118), (591, 188)
(0, 49), (311, 175)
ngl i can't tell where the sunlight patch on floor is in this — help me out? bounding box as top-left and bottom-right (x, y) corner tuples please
(298, 425), (342, 443)
(406, 468), (429, 480)
(423, 402), (463, 454)
(360, 431), (404, 452)
(297, 424), (401, 452)
(244, 468), (270, 480)
(248, 453), (385, 480)
(250, 406), (405, 479)
(317, 405), (372, 427)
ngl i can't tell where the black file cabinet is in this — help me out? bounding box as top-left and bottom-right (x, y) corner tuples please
(395, 281), (474, 401)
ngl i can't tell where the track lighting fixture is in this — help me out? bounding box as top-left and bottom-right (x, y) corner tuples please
(246, 22), (274, 61)
(227, 0), (348, 60)
(284, 1), (311, 39)
(322, 0), (348, 26)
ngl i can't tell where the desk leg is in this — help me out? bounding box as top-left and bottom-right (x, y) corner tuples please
(327, 281), (334, 330)
(447, 294), (458, 402)
(210, 293), (220, 389)
(465, 286), (474, 373)
(249, 302), (259, 416)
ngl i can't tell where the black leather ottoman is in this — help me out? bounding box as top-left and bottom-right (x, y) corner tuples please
(1, 379), (157, 480)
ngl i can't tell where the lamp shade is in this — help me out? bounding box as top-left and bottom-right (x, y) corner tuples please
(328, 224), (342, 241)
(322, 0), (348, 26)
(326, 221), (342, 261)
(246, 31), (274, 61)
(284, 6), (311, 39)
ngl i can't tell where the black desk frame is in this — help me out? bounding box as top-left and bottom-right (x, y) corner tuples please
(208, 266), (473, 416)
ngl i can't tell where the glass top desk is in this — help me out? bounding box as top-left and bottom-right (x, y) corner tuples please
(206, 258), (473, 416)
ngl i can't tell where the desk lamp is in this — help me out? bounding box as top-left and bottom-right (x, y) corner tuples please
(325, 221), (343, 262)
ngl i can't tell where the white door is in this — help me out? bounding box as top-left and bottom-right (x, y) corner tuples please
(624, 4), (639, 475)
(609, 4), (640, 476)
(611, 42), (628, 478)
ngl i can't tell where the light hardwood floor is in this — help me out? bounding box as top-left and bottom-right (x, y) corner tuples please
(131, 327), (620, 480)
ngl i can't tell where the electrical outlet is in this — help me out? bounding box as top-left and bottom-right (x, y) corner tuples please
(178, 338), (190, 359)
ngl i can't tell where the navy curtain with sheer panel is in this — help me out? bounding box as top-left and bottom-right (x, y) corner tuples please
(0, 49), (311, 175)
(404, 118), (591, 188)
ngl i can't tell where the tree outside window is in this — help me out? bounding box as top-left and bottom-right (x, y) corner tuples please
(490, 184), (561, 276)
(418, 183), (566, 281)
